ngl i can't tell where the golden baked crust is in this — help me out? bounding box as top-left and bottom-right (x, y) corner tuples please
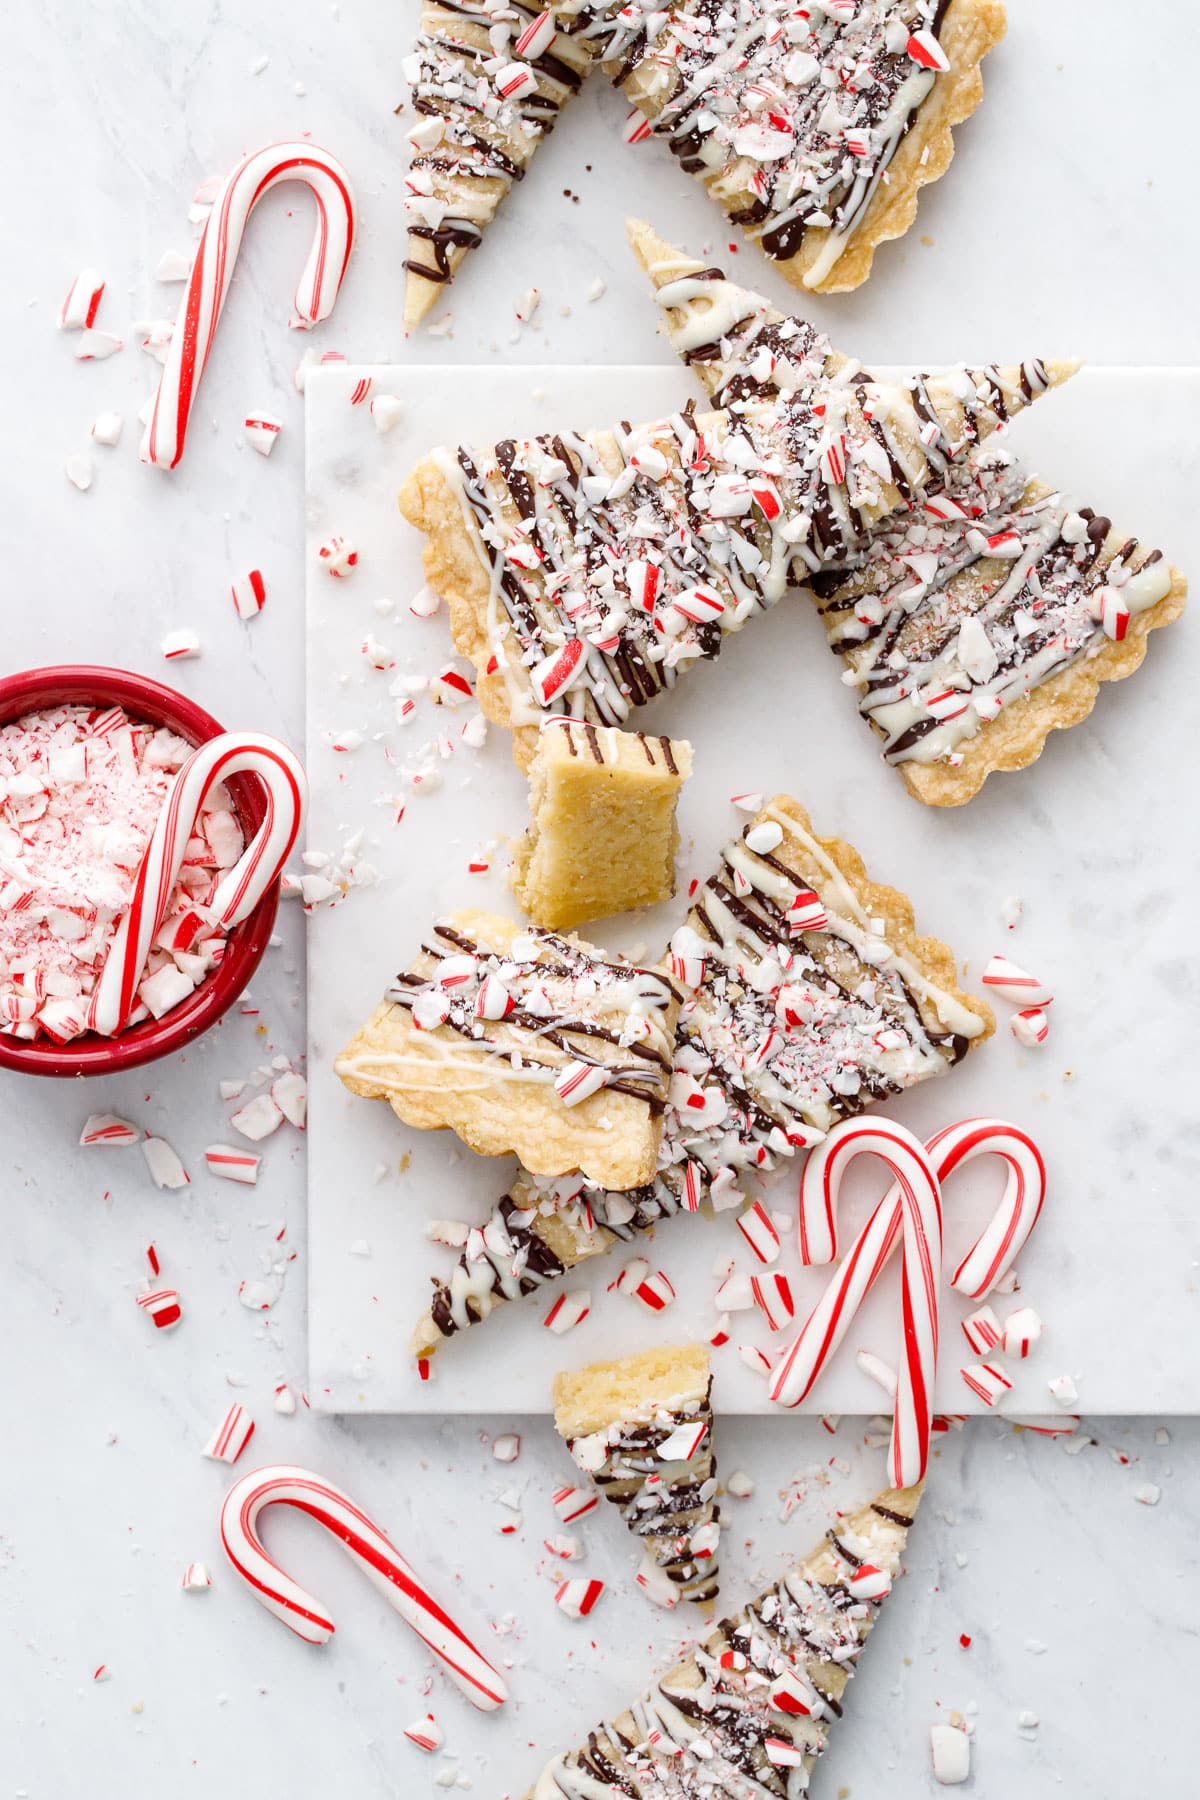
(777, 0), (1007, 292)
(335, 909), (680, 1188)
(751, 794), (994, 1044)
(512, 722), (693, 928)
(521, 1480), (924, 1797)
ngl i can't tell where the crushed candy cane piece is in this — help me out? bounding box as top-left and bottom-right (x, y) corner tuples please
(961, 1305), (1002, 1357)
(544, 1290), (591, 1334)
(317, 534), (358, 577)
(142, 1136), (190, 1190)
(981, 955), (1053, 1007)
(59, 269), (106, 329)
(404, 1714), (444, 1753)
(202, 1403), (255, 1464)
(931, 1723), (971, 1785)
(80, 1113), (139, 1147)
(1003, 1306), (1042, 1358)
(552, 1485), (597, 1524)
(1048, 1374), (1079, 1408)
(205, 1145), (261, 1184)
(492, 1433), (521, 1463)
(136, 1288), (182, 1330)
(370, 394), (404, 432)
(161, 629), (201, 661)
(271, 1070), (307, 1128)
(65, 452), (93, 491)
(181, 1562), (211, 1591)
(244, 413), (282, 455)
(231, 569), (267, 618)
(961, 1362), (1013, 1407)
(91, 411), (124, 446)
(1011, 1007), (1050, 1048)
(725, 1470), (755, 1499)
(229, 1093), (284, 1141)
(555, 1578), (604, 1620)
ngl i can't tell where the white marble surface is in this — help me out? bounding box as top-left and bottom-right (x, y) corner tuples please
(3, 1), (1199, 1795)
(306, 360), (1199, 1417)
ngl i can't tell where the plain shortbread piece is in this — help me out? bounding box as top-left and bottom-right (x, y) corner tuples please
(553, 1343), (720, 1606)
(521, 1479), (925, 1796)
(335, 910), (680, 1188)
(512, 720), (693, 929)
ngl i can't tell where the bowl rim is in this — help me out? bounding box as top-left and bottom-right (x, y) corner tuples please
(0, 664), (280, 1079)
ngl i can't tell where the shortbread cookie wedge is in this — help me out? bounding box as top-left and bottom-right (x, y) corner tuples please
(512, 720), (693, 929)
(570, 0), (1005, 294)
(554, 1343), (721, 1606)
(402, 3), (594, 329)
(335, 912), (680, 1188)
(521, 1479), (924, 1797)
(411, 797), (990, 1357)
(411, 1170), (675, 1359)
(627, 216), (1080, 428)
(813, 450), (1187, 805)
(399, 341), (1058, 765)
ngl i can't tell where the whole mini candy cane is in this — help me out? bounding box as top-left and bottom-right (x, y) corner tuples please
(771, 1120), (942, 1488)
(773, 1118), (1045, 1425)
(219, 1465), (508, 1712)
(91, 731), (306, 1036)
(142, 141), (355, 468)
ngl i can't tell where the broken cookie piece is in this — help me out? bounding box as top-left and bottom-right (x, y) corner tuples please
(553, 1342), (720, 1606)
(335, 910), (680, 1188)
(512, 720), (693, 929)
(521, 1478), (924, 1796)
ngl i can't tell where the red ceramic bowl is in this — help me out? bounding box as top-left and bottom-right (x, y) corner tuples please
(0, 666), (281, 1078)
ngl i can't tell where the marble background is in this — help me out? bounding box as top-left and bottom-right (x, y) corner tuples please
(3, 2), (1198, 1795)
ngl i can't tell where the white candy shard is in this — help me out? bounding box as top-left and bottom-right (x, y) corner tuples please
(244, 412), (282, 456)
(931, 1723), (971, 1784)
(492, 1433), (521, 1463)
(91, 411), (124, 446)
(155, 249), (192, 282)
(181, 1562), (212, 1591)
(370, 393), (404, 433)
(141, 1135), (190, 1190)
(271, 1069), (308, 1128)
(725, 1469), (755, 1499)
(65, 452), (93, 491)
(79, 1113), (140, 1147)
(1002, 1306), (1042, 1358)
(205, 1145), (261, 1185)
(229, 1092), (284, 1141)
(1047, 1374), (1079, 1408)
(161, 629), (201, 661)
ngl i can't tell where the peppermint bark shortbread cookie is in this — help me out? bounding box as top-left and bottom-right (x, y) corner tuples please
(511, 719), (693, 929)
(410, 795), (990, 1357)
(553, 1343), (721, 1606)
(564, 0), (1006, 293)
(402, 3), (594, 329)
(812, 450), (1188, 805)
(521, 1479), (924, 1797)
(335, 911), (680, 1188)
(627, 216), (1080, 422)
(398, 334), (1056, 766)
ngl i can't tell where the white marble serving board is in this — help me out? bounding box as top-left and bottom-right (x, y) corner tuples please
(306, 361), (1199, 1417)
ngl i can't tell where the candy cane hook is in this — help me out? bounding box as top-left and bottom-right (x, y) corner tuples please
(220, 1465), (508, 1712)
(91, 731), (306, 1036)
(770, 1119), (942, 1489)
(142, 141), (356, 469)
(771, 1118), (1045, 1455)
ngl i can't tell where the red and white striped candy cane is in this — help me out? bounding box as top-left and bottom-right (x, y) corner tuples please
(142, 142), (355, 469)
(773, 1119), (1045, 1447)
(91, 732), (306, 1036)
(770, 1119), (942, 1488)
(219, 1465), (508, 1711)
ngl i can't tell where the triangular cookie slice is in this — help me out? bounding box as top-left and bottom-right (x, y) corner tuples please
(626, 216), (1080, 432)
(411, 794), (991, 1358)
(553, 1343), (721, 1606)
(812, 447), (1187, 805)
(522, 1479), (924, 1796)
(586, 0), (1005, 293)
(402, 3), (594, 329)
(399, 340), (1062, 763)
